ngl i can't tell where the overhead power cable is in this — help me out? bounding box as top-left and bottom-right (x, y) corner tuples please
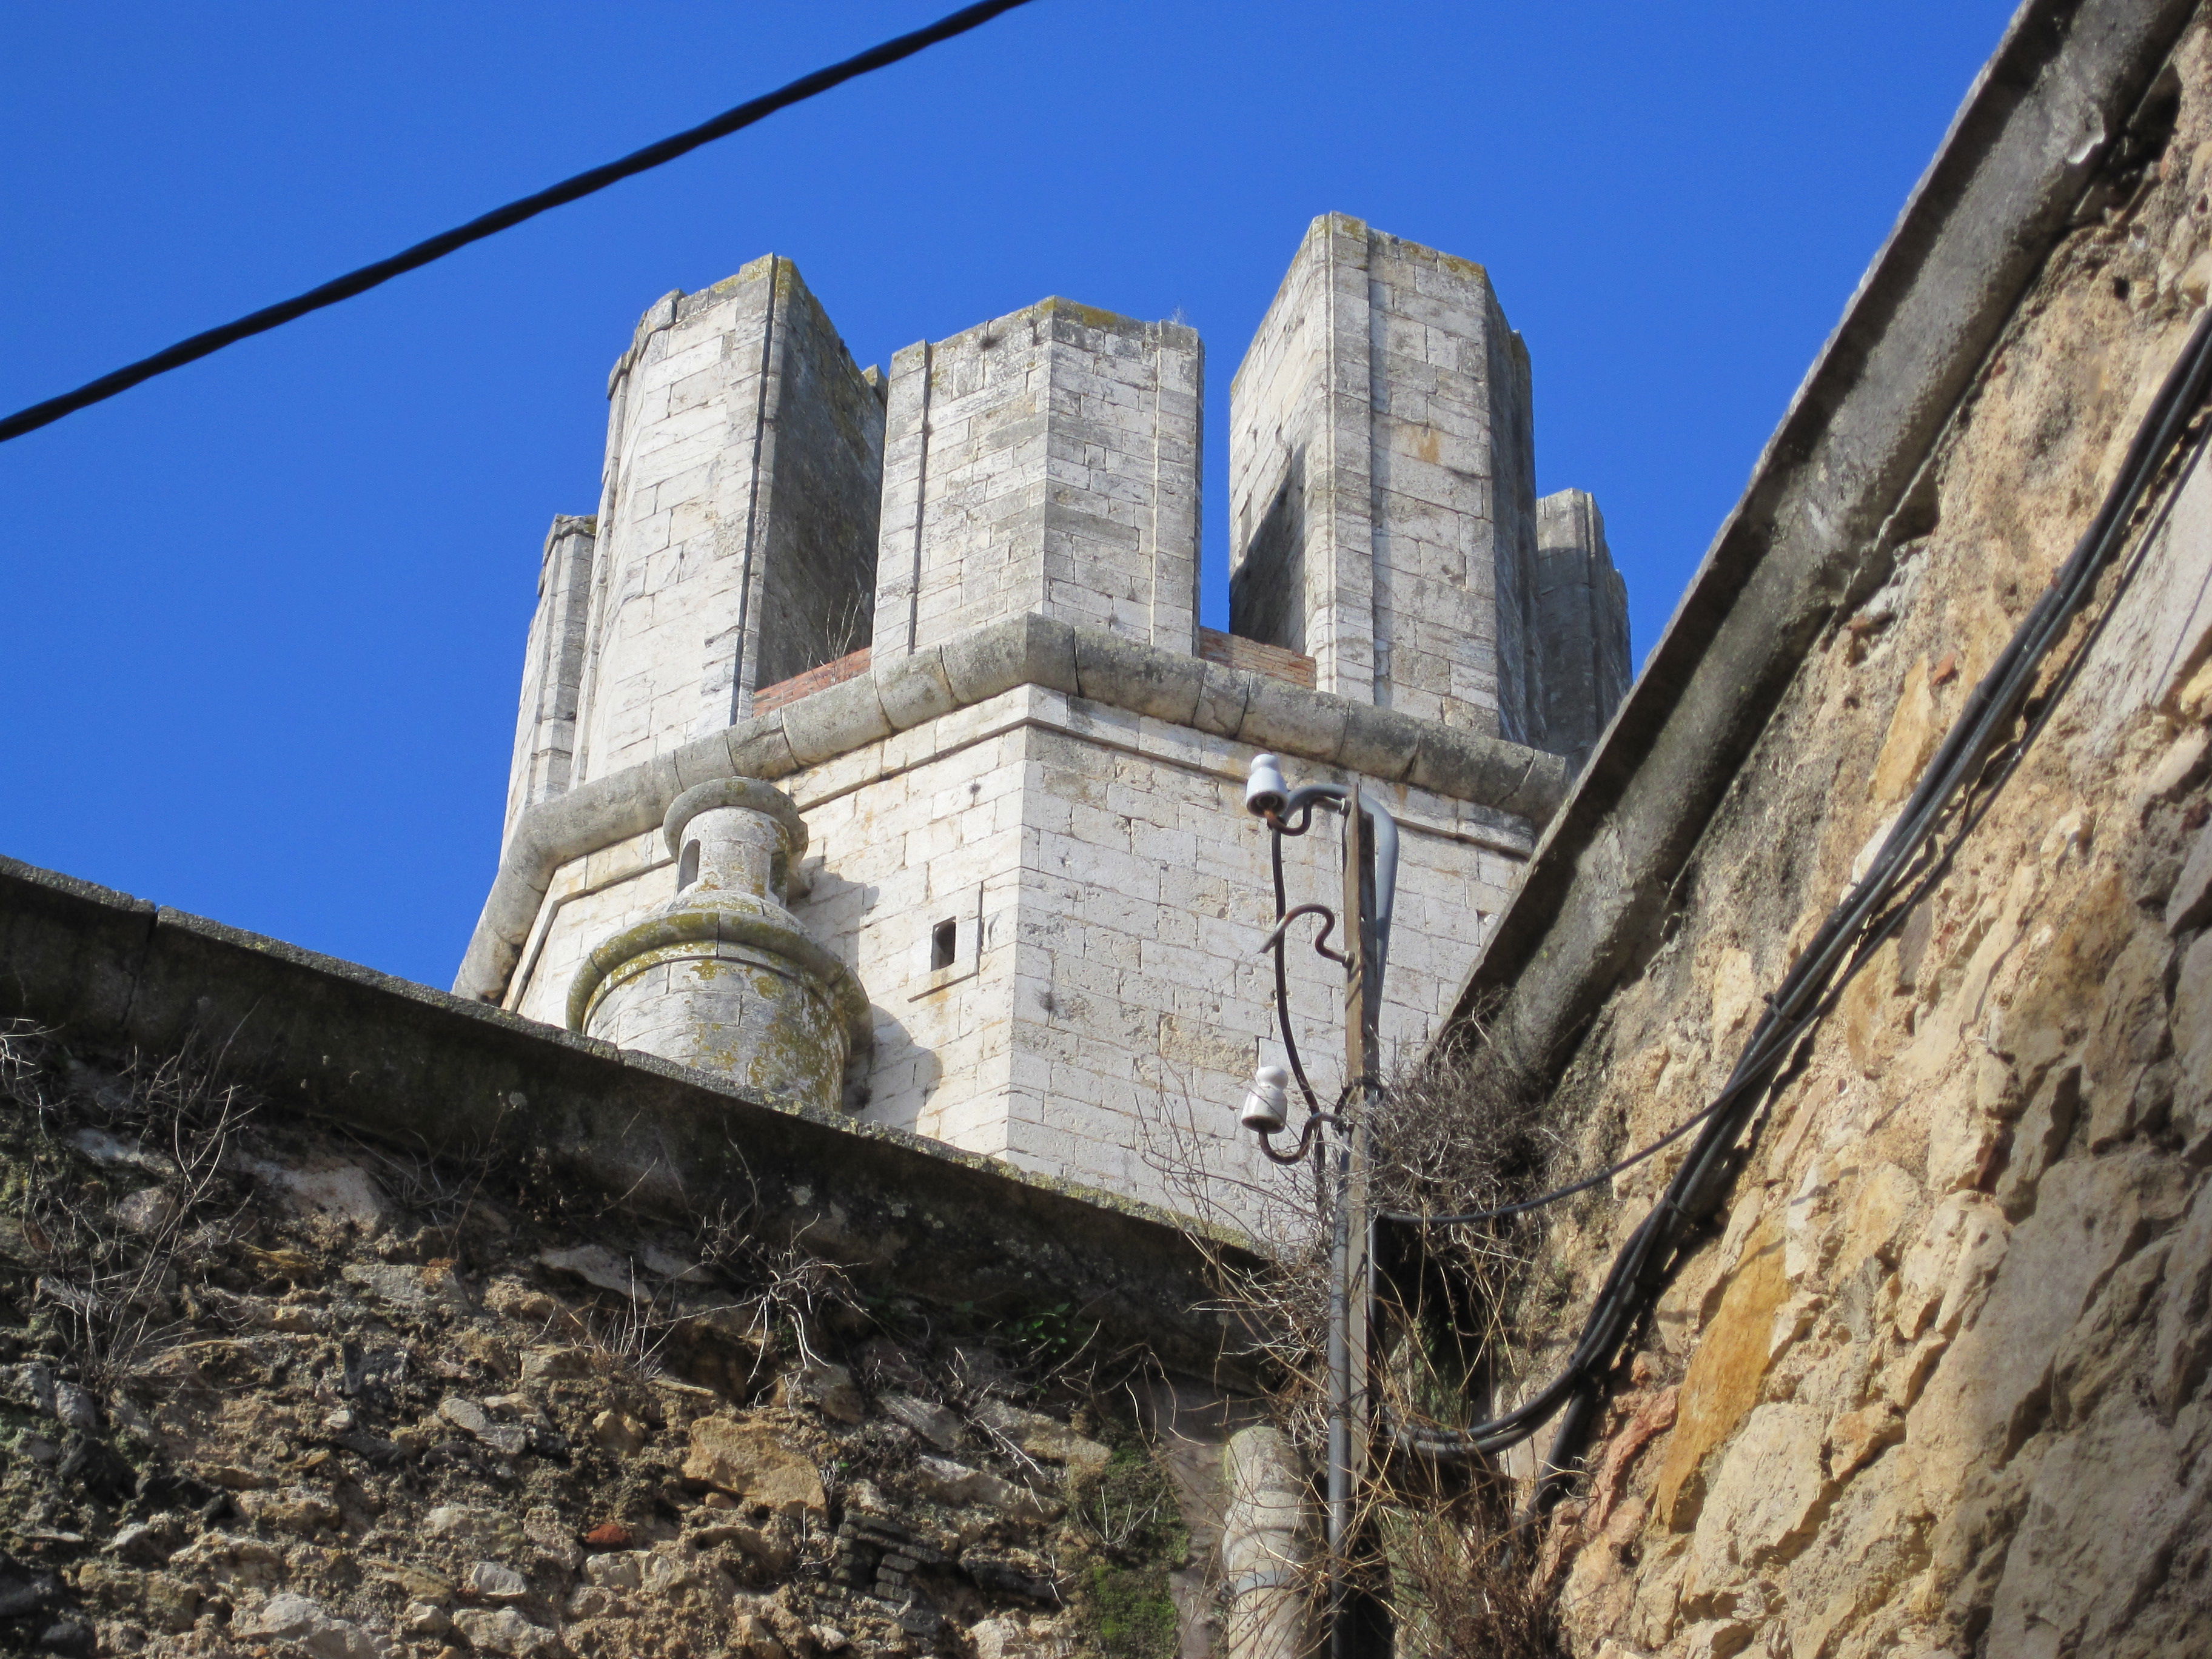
(0, 0), (1039, 446)
(1389, 298), (2212, 1504)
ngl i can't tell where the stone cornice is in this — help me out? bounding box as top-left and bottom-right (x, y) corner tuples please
(457, 612), (1569, 1005)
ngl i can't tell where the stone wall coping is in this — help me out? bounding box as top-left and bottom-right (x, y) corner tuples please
(1447, 0), (2199, 1074)
(458, 611), (1568, 1006)
(0, 854), (1250, 1372)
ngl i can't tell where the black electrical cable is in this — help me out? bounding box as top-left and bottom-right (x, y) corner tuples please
(0, 0), (1039, 446)
(1389, 300), (2212, 1484)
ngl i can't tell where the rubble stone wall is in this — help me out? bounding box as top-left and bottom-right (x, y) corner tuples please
(0, 1036), (1236, 1659)
(1489, 18), (2212, 1656)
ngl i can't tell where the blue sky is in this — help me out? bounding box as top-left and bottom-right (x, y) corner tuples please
(2, 1), (2018, 990)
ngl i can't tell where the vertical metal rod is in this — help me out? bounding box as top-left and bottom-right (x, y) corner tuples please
(1326, 1140), (1352, 1658)
(1329, 792), (1379, 1659)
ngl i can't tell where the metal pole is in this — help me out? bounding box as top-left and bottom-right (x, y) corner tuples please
(1328, 793), (1380, 1659)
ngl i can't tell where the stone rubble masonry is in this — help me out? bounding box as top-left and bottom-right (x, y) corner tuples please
(0, 1026), (1247, 1658)
(567, 256), (885, 785)
(504, 514), (599, 853)
(1227, 214), (1609, 751)
(0, 853), (1240, 1373)
(1533, 488), (1632, 767)
(871, 298), (1203, 662)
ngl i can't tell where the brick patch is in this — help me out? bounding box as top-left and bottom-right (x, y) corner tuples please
(754, 647), (872, 714)
(1198, 627), (1316, 689)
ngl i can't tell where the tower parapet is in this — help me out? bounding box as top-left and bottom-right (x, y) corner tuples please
(1228, 214), (1555, 743)
(873, 299), (1202, 662)
(1533, 488), (1632, 766)
(504, 514), (598, 850)
(569, 256), (884, 785)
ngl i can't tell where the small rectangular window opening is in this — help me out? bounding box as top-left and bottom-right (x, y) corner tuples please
(930, 918), (958, 972)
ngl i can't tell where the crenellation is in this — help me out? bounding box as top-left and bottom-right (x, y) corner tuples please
(1533, 486), (1632, 765)
(503, 514), (599, 851)
(873, 300), (1202, 664)
(570, 257), (884, 786)
(1227, 214), (1587, 751)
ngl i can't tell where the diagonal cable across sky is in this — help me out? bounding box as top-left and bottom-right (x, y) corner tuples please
(0, 0), (1039, 446)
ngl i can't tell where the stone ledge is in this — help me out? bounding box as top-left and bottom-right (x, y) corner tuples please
(459, 612), (1568, 1006)
(0, 854), (1249, 1374)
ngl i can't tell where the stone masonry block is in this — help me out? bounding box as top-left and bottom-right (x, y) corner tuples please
(572, 256), (883, 785)
(1238, 673), (1351, 762)
(873, 298), (1202, 662)
(1334, 702), (1426, 783)
(1227, 215), (1581, 745)
(783, 674), (893, 768)
(940, 614), (1081, 705)
(876, 646), (960, 731)
(1072, 627), (1205, 726)
(723, 716), (797, 783)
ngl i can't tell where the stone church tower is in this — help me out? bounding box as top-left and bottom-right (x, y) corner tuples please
(458, 215), (1629, 1213)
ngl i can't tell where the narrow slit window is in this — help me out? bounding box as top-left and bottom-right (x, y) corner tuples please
(678, 840), (700, 890)
(930, 918), (957, 971)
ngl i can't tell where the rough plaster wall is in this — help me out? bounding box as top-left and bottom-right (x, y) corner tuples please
(504, 687), (1532, 1225)
(871, 301), (1202, 662)
(1227, 215), (1538, 736)
(1534, 489), (1633, 766)
(571, 260), (880, 783)
(1504, 37), (2212, 1656)
(504, 516), (599, 850)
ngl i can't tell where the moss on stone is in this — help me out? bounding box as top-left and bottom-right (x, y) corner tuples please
(1081, 1563), (1179, 1659)
(1068, 1441), (1187, 1659)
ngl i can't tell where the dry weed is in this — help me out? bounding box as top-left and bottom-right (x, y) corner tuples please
(2, 1022), (258, 1394)
(1139, 1013), (1571, 1655)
